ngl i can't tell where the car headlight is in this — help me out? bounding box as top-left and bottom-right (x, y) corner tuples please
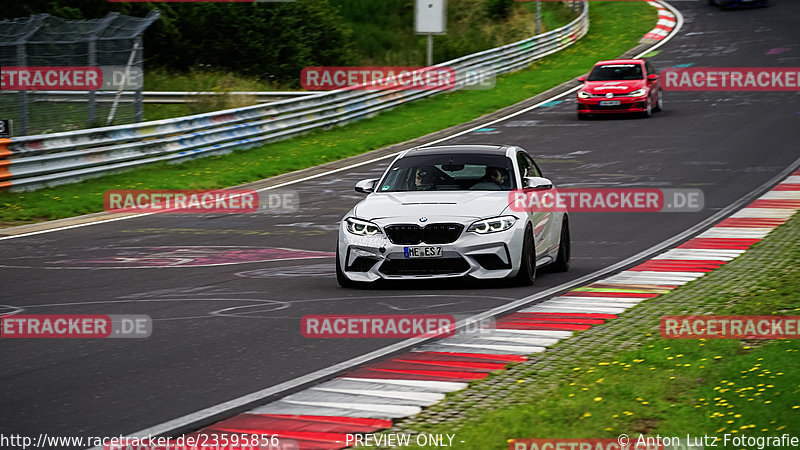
(577, 91), (591, 99)
(345, 217), (382, 236)
(629, 88), (647, 97)
(467, 216), (517, 234)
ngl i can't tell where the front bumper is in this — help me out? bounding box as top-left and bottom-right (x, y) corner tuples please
(337, 218), (526, 282)
(577, 96), (647, 114)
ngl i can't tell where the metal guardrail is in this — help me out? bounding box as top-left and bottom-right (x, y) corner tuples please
(8, 90), (321, 104)
(0, 2), (588, 191)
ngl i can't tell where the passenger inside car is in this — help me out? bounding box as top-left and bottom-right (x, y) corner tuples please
(471, 166), (510, 190)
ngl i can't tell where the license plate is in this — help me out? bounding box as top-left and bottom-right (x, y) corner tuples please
(404, 246), (443, 258)
(599, 100), (621, 106)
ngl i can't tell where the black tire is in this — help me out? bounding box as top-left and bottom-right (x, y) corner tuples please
(551, 220), (571, 272)
(578, 113), (589, 120)
(336, 248), (360, 288)
(513, 224), (536, 286)
(640, 97), (653, 118)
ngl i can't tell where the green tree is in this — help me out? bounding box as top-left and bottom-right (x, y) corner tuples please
(0, 0), (356, 87)
(485, 0), (514, 20)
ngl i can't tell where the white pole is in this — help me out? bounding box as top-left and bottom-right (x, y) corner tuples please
(536, 0), (542, 35)
(427, 34), (433, 66)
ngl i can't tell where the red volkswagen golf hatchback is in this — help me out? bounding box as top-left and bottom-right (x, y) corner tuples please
(576, 59), (663, 120)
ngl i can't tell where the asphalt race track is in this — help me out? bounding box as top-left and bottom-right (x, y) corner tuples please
(1, 1), (798, 445)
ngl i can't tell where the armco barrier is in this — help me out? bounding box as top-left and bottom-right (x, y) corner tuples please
(14, 90), (320, 104)
(0, 139), (11, 189)
(2, 3), (589, 191)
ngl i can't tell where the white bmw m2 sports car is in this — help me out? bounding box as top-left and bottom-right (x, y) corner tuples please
(336, 144), (570, 287)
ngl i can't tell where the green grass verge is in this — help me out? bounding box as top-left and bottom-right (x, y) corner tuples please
(374, 214), (800, 450)
(329, 0), (576, 67)
(0, 1), (655, 227)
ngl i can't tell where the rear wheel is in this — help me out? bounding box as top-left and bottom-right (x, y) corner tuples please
(653, 89), (663, 112)
(551, 220), (571, 272)
(513, 225), (536, 286)
(578, 112), (589, 120)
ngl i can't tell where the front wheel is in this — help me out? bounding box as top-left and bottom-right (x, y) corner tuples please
(336, 248), (361, 288)
(513, 225), (536, 286)
(640, 98), (653, 118)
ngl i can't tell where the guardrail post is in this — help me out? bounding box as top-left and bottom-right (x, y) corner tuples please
(0, 138), (12, 190)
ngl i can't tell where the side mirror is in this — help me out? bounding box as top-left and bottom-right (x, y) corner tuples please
(523, 176), (553, 190)
(577, 76), (586, 83)
(354, 179), (378, 194)
(648, 73), (658, 81)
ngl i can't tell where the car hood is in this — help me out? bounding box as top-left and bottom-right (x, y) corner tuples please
(582, 79), (646, 95)
(354, 191), (513, 220)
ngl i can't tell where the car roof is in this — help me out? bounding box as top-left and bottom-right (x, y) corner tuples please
(403, 144), (512, 157)
(594, 59), (644, 66)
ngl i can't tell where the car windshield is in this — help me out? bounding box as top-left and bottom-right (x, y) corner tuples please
(587, 63), (644, 81)
(378, 153), (516, 192)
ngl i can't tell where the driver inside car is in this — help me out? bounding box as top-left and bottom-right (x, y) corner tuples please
(414, 167), (436, 190)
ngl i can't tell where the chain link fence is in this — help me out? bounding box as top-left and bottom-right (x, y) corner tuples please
(0, 11), (159, 136)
